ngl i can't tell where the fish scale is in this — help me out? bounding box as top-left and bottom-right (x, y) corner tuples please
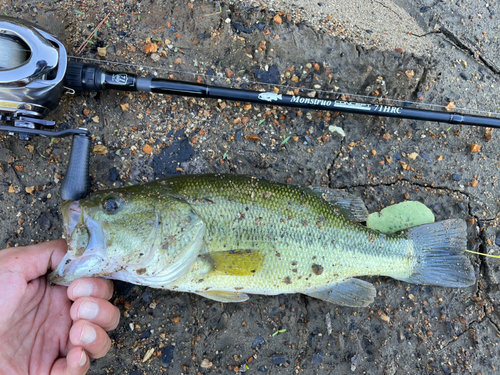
(157, 175), (413, 294)
(50, 174), (475, 306)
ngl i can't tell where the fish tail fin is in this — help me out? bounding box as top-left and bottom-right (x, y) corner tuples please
(397, 219), (475, 287)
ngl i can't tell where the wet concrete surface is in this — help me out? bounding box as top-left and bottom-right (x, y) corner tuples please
(1, 0), (500, 374)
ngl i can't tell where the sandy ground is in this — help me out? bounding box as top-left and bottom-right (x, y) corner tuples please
(1, 0), (500, 374)
(259, 0), (437, 55)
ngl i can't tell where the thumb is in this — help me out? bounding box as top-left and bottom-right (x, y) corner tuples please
(0, 239), (68, 281)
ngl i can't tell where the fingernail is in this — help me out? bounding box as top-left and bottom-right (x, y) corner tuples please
(73, 282), (93, 298)
(80, 324), (96, 344)
(78, 350), (87, 366)
(78, 300), (99, 320)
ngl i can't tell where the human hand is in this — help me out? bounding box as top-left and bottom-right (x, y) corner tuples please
(0, 239), (120, 375)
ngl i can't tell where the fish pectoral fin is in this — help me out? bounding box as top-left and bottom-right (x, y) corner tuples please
(200, 250), (264, 276)
(311, 187), (368, 222)
(303, 278), (376, 307)
(196, 290), (249, 303)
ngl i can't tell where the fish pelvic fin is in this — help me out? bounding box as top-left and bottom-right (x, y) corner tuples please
(195, 290), (249, 303)
(303, 278), (376, 307)
(398, 219), (475, 287)
(311, 187), (368, 222)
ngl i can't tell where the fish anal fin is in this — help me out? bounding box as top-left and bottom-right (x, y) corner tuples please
(196, 290), (249, 303)
(303, 278), (376, 307)
(311, 187), (368, 222)
(202, 250), (264, 276)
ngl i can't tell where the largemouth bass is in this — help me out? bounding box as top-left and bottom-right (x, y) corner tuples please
(49, 174), (475, 306)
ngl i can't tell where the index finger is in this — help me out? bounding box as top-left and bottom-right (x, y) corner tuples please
(67, 278), (114, 301)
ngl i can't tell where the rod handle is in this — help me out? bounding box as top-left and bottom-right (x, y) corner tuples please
(60, 134), (91, 200)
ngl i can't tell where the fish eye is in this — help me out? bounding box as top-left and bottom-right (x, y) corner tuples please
(102, 195), (121, 214)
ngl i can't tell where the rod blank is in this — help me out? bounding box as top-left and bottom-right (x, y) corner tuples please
(64, 61), (500, 129)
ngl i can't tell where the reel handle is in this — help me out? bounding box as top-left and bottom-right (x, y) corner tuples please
(60, 133), (91, 201)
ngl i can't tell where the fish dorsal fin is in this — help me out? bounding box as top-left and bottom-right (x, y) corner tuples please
(311, 187), (368, 222)
(303, 278), (376, 307)
(196, 290), (249, 303)
(201, 250), (265, 276)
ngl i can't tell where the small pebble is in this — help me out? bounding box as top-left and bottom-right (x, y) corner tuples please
(38, 214), (51, 231)
(452, 174), (462, 181)
(141, 291), (153, 303)
(495, 233), (500, 247)
(109, 167), (120, 182)
(432, 203), (442, 214)
(312, 352), (324, 366)
(161, 346), (175, 367)
(270, 353), (287, 365)
(252, 333), (265, 349)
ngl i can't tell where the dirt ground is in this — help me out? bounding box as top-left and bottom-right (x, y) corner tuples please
(1, 0), (500, 374)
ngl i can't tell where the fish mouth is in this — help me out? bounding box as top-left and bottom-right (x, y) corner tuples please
(49, 200), (109, 285)
(62, 200), (82, 240)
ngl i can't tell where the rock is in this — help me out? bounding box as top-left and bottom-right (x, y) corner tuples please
(108, 167), (120, 182)
(312, 352), (324, 366)
(141, 291), (153, 303)
(231, 22), (253, 34)
(200, 359), (213, 369)
(471, 144), (481, 153)
(253, 65), (280, 84)
(350, 353), (359, 371)
(495, 233), (500, 247)
(144, 43), (158, 54)
(252, 333), (266, 349)
(161, 346), (175, 367)
(452, 174), (462, 181)
(270, 353), (287, 365)
(432, 203), (442, 214)
(235, 129), (243, 141)
(97, 47), (107, 57)
(38, 214), (51, 231)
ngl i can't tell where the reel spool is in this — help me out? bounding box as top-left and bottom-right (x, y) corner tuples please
(0, 33), (30, 70)
(0, 16), (67, 118)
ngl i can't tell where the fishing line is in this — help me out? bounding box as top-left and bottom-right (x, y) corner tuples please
(0, 34), (30, 69)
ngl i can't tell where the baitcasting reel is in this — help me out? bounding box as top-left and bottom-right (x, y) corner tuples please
(0, 16), (90, 200)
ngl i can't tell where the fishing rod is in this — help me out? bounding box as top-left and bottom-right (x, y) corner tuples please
(66, 61), (500, 128)
(1, 16), (499, 200)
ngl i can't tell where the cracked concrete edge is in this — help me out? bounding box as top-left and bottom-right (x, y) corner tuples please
(247, 0), (436, 56)
(438, 25), (500, 75)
